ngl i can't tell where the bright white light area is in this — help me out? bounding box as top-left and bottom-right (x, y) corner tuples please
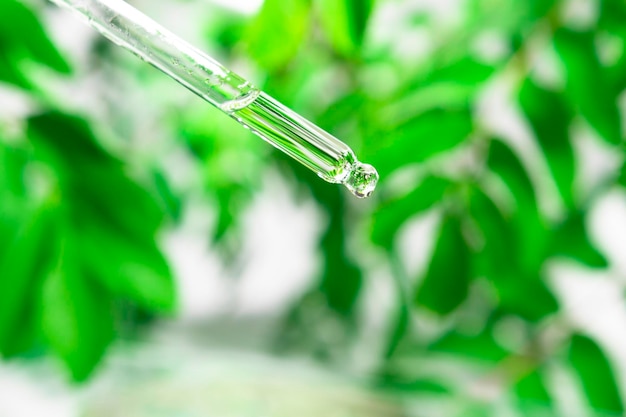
(209, 0), (264, 15)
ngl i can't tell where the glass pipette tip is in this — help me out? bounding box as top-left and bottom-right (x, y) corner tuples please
(49, 0), (379, 198)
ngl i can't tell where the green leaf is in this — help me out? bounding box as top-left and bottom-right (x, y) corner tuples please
(469, 184), (558, 322)
(599, 0), (626, 33)
(469, 186), (517, 281)
(430, 56), (495, 85)
(469, 184), (557, 322)
(515, 370), (551, 403)
(482, 139), (547, 264)
(78, 220), (175, 313)
(518, 78), (576, 208)
(383, 296), (410, 359)
(527, 0), (557, 19)
(0, 47), (33, 89)
(0, 294), (41, 358)
(152, 169), (182, 221)
(24, 111), (176, 379)
(208, 10), (248, 52)
(499, 277), (558, 322)
(549, 212), (607, 268)
(376, 374), (450, 394)
(28, 112), (115, 166)
(0, 0), (71, 74)
(70, 165), (163, 241)
(41, 244), (115, 382)
(0, 206), (55, 355)
(0, 145), (28, 199)
(0, 145), (30, 253)
(317, 0), (376, 56)
(428, 323), (510, 363)
(554, 28), (622, 146)
(599, 1), (626, 93)
(486, 139), (546, 272)
(29, 110), (171, 271)
(406, 56), (496, 93)
(316, 92), (365, 131)
(245, 0), (310, 71)
(319, 218), (362, 315)
(514, 370), (555, 417)
(371, 176), (450, 249)
(28, 113), (163, 240)
(568, 334), (624, 414)
(487, 139), (537, 214)
(415, 214), (470, 315)
(369, 107), (473, 177)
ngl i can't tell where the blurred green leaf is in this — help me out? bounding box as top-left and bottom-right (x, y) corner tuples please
(0, 47), (33, 90)
(527, 0), (557, 19)
(0, 0), (71, 75)
(1, 294), (41, 358)
(554, 28), (622, 146)
(28, 112), (115, 166)
(152, 169), (182, 221)
(371, 176), (450, 249)
(0, 145), (30, 249)
(375, 373), (451, 394)
(316, 92), (365, 131)
(78, 220), (175, 313)
(486, 139), (536, 212)
(469, 186), (517, 281)
(245, 0), (310, 71)
(548, 212), (607, 268)
(41, 244), (115, 382)
(29, 113), (163, 239)
(514, 370), (551, 403)
(568, 334), (624, 414)
(320, 215), (362, 315)
(317, 0), (376, 56)
(469, 178), (557, 322)
(429, 322), (510, 362)
(415, 214), (470, 315)
(599, 0), (626, 33)
(0, 205), (55, 355)
(21, 111), (175, 379)
(499, 277), (558, 322)
(518, 78), (576, 208)
(207, 10), (247, 52)
(514, 370), (555, 417)
(599, 0), (626, 93)
(72, 165), (164, 242)
(0, 145), (28, 198)
(369, 107), (473, 177)
(405, 56), (496, 94)
(429, 56), (495, 85)
(383, 294), (410, 359)
(486, 139), (546, 272)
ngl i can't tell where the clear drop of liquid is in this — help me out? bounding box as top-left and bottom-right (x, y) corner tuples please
(343, 162), (379, 198)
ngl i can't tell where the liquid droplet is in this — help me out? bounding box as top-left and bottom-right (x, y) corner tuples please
(343, 162), (378, 198)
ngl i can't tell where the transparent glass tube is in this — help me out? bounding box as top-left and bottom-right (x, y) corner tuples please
(48, 0), (379, 198)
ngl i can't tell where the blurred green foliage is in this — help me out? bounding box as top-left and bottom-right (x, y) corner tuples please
(1, 0), (626, 414)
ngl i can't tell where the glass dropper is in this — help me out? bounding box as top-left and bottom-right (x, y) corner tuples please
(48, 0), (379, 198)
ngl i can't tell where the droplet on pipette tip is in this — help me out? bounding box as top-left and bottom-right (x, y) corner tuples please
(343, 162), (379, 198)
